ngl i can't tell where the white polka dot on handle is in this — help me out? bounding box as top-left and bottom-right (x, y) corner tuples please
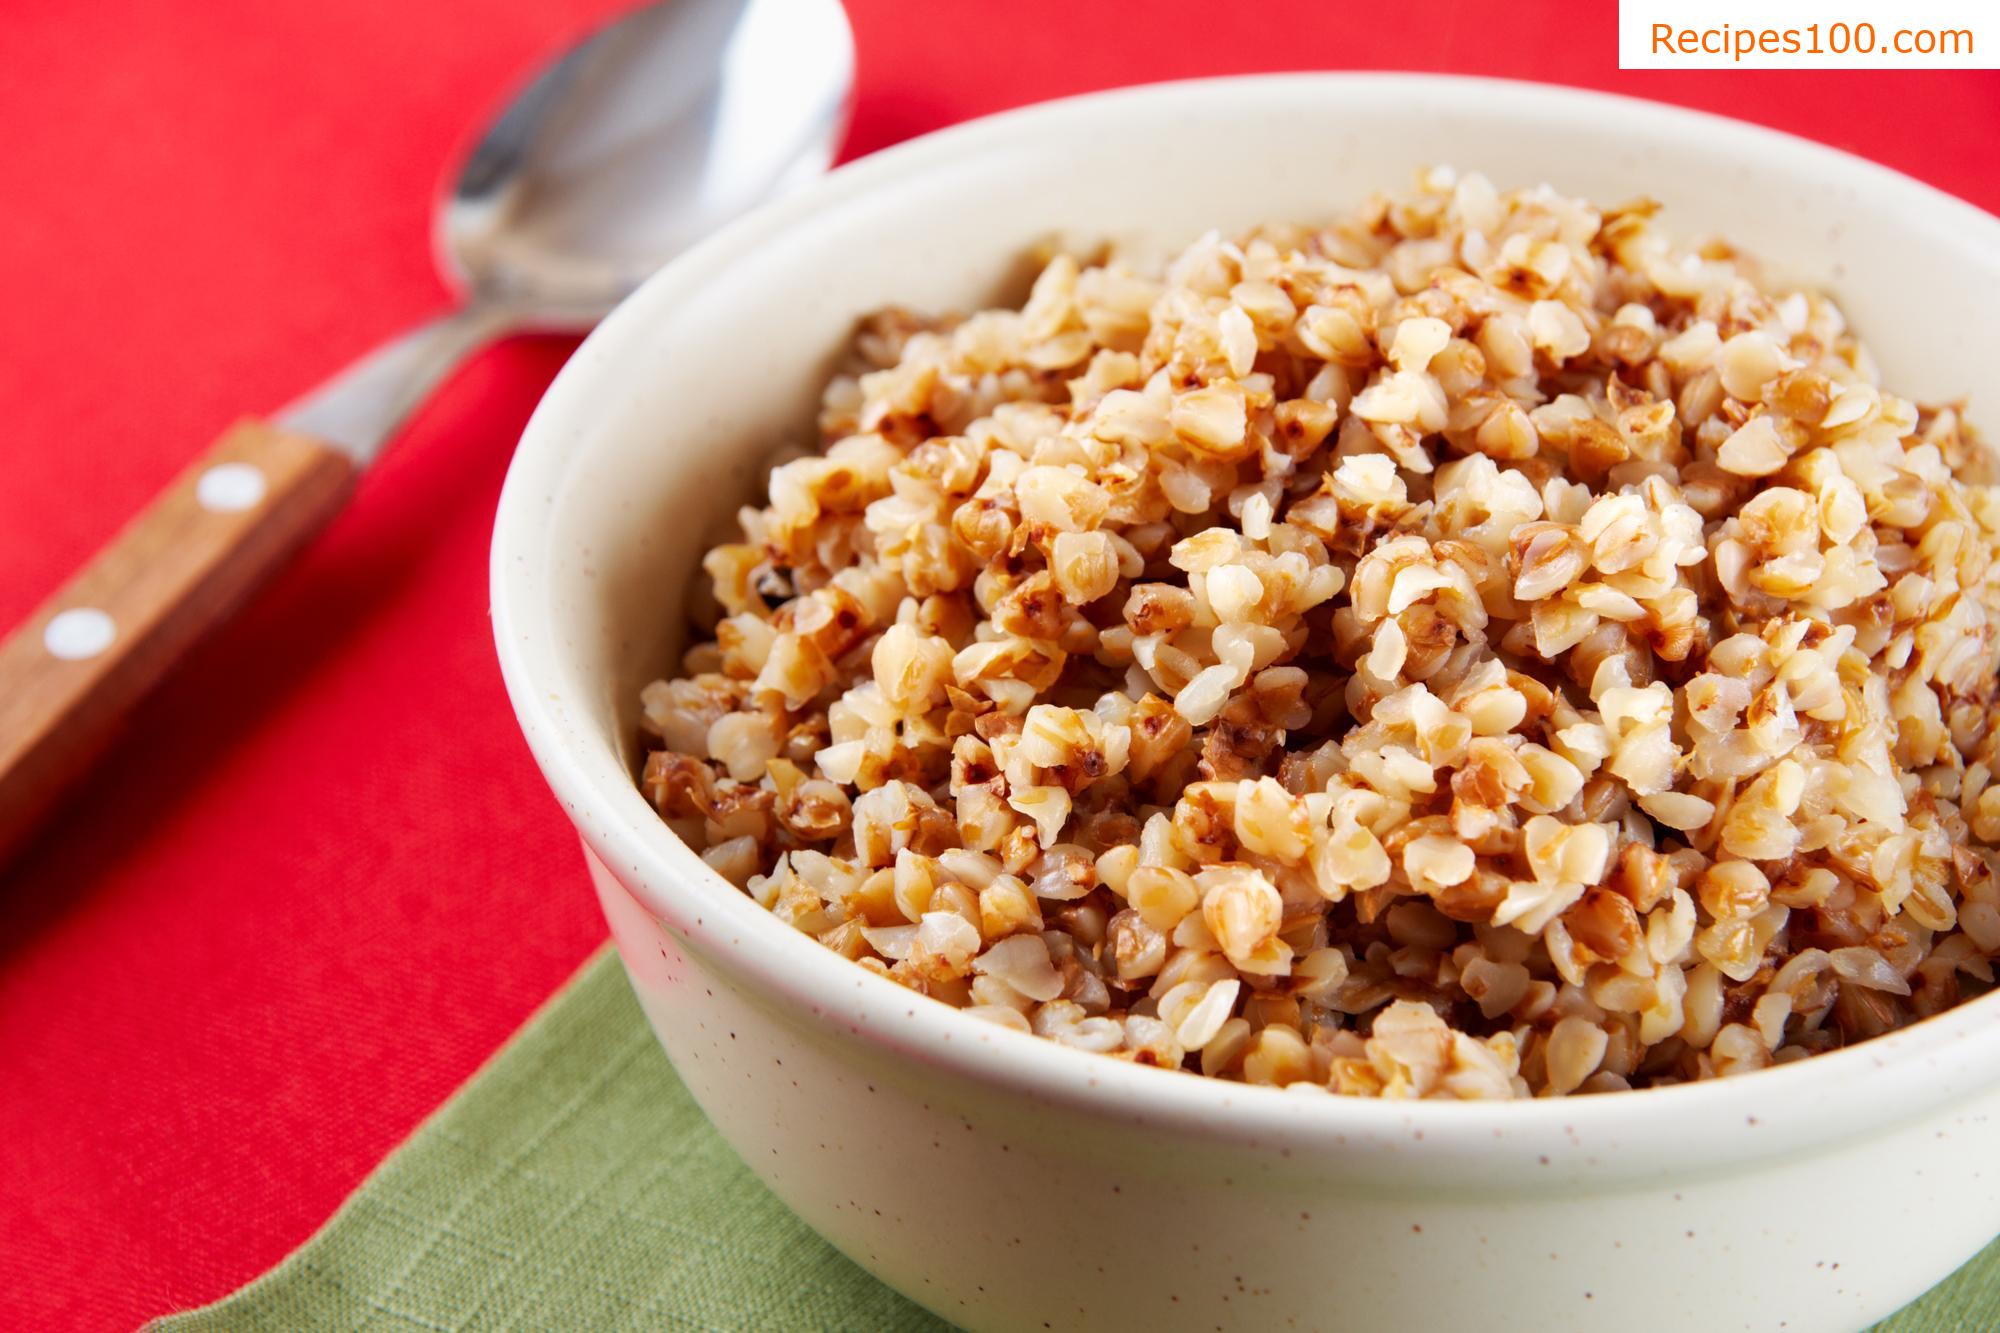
(195, 462), (268, 513)
(44, 608), (116, 661)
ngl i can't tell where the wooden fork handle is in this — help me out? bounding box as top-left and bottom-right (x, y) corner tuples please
(0, 420), (355, 862)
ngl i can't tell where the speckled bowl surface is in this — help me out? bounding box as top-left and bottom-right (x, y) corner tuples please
(493, 74), (2000, 1333)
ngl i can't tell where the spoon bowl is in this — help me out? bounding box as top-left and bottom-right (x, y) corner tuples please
(442, 0), (856, 324)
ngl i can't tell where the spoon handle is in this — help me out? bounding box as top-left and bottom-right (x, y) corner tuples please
(0, 419), (354, 862)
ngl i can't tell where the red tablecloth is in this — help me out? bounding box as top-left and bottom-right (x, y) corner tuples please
(2, 2), (1995, 1327)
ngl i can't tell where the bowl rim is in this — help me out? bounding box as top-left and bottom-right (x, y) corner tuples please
(493, 70), (2000, 1159)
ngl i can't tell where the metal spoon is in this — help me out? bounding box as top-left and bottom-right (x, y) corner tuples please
(0, 0), (855, 859)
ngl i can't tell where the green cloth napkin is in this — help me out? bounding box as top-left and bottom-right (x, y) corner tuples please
(152, 945), (1995, 1332)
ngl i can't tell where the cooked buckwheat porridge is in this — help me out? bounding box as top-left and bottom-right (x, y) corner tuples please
(638, 168), (2000, 1099)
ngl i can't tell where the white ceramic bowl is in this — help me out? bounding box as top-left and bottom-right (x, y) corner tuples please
(493, 74), (2000, 1332)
